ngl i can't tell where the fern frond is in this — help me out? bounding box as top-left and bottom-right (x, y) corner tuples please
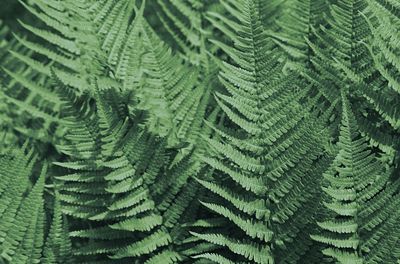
(42, 192), (74, 264)
(0, 153), (45, 263)
(312, 92), (400, 263)
(195, 1), (330, 263)
(270, 0), (329, 64)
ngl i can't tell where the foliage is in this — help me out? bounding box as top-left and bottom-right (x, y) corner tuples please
(0, 0), (398, 263)
(312, 92), (400, 263)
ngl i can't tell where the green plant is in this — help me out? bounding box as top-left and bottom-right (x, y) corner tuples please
(0, 0), (398, 263)
(311, 92), (400, 263)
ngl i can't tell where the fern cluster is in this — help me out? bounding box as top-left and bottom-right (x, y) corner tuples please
(0, 0), (399, 263)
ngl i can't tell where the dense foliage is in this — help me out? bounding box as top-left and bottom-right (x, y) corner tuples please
(0, 0), (399, 263)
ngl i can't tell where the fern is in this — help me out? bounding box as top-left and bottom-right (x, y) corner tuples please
(363, 0), (400, 151)
(270, 0), (329, 64)
(192, 0), (333, 263)
(311, 92), (400, 263)
(0, 146), (73, 263)
(147, 0), (211, 65)
(304, 0), (400, 155)
(54, 84), (165, 262)
(0, 0), (399, 263)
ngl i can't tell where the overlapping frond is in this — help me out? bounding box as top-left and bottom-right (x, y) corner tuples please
(55, 89), (164, 262)
(311, 93), (400, 263)
(361, 0), (400, 151)
(54, 79), (205, 262)
(270, 0), (328, 64)
(193, 0), (332, 263)
(0, 19), (52, 143)
(0, 0), (398, 263)
(1, 0), (144, 144)
(305, 0), (400, 154)
(0, 146), (73, 264)
(132, 21), (203, 143)
(147, 0), (213, 65)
